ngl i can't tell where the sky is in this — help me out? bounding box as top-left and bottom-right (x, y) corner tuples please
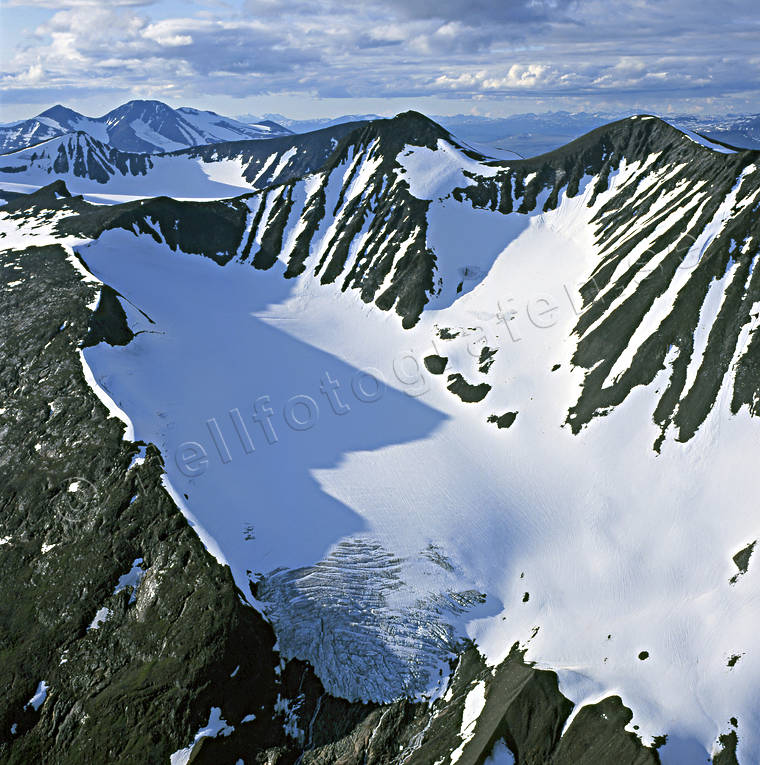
(1, 0), (759, 122)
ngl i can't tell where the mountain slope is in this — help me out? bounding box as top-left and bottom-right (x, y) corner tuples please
(0, 183), (669, 765)
(0, 133), (153, 186)
(100, 100), (292, 152)
(5, 112), (757, 446)
(0, 120), (368, 201)
(2, 112), (759, 763)
(0, 100), (292, 155)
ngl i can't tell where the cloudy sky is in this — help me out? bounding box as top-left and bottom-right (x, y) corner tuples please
(1, 0), (758, 121)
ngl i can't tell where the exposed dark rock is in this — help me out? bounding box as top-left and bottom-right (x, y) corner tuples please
(478, 346), (497, 373)
(447, 373), (491, 403)
(488, 412), (517, 429)
(82, 285), (134, 347)
(56, 195), (249, 264)
(424, 354), (448, 374)
(551, 696), (659, 765)
(713, 731), (740, 765)
(730, 541), (755, 583)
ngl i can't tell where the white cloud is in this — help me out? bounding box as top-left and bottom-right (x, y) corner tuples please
(8, 0), (153, 6)
(143, 23), (193, 47)
(3, 0), (760, 115)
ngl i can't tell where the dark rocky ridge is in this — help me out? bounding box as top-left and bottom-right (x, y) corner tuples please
(565, 125), (760, 446)
(7, 112), (759, 442)
(444, 116), (760, 445)
(175, 119), (366, 189)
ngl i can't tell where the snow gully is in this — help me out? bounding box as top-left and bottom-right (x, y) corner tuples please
(174, 369), (385, 476)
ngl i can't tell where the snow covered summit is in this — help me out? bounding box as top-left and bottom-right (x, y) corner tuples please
(0, 100), (292, 155)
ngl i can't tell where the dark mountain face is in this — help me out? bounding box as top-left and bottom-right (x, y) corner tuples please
(449, 116), (760, 445)
(0, 132), (153, 185)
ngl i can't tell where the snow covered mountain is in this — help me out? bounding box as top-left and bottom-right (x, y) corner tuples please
(0, 121), (366, 202)
(0, 105), (109, 153)
(2, 112), (759, 764)
(0, 100), (292, 155)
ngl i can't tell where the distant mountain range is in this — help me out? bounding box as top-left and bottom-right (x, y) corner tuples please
(0, 100), (292, 155)
(5, 100), (758, 161)
(246, 110), (760, 157)
(673, 113), (760, 151)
